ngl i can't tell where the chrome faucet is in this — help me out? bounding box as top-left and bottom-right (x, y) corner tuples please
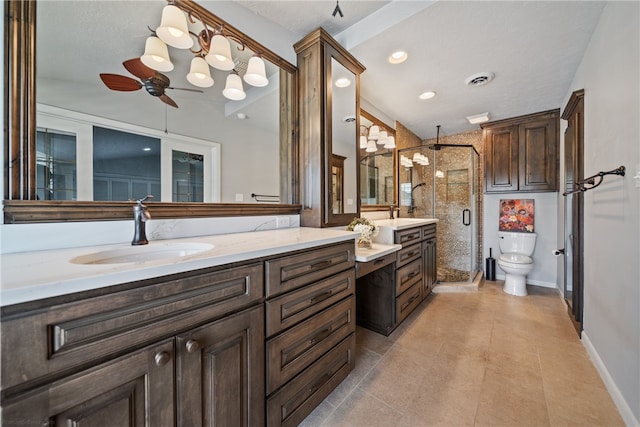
(132, 195), (153, 246)
(389, 204), (400, 219)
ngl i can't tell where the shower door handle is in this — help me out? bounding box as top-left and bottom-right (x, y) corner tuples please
(462, 208), (471, 226)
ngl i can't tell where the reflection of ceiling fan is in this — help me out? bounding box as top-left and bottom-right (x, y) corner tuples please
(99, 58), (202, 108)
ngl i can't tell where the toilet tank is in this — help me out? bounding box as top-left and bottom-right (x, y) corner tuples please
(498, 231), (537, 256)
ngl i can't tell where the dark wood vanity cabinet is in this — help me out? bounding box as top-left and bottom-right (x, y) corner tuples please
(422, 224), (438, 298)
(356, 224), (437, 336)
(265, 241), (356, 426)
(482, 109), (560, 193)
(1, 263), (265, 426)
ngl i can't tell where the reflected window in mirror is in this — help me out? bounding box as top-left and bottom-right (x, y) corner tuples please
(36, 128), (77, 201)
(172, 151), (204, 202)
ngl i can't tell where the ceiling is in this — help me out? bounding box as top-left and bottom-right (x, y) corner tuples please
(36, 1), (606, 142)
(230, 0), (606, 139)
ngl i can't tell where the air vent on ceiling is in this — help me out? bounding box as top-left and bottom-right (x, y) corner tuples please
(465, 72), (495, 87)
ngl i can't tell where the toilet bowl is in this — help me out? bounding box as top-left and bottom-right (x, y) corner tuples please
(497, 231), (537, 296)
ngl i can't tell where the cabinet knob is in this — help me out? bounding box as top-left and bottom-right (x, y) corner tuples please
(154, 351), (171, 367)
(186, 339), (200, 353)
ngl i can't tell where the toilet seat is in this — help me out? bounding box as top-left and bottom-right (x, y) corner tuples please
(499, 253), (532, 264)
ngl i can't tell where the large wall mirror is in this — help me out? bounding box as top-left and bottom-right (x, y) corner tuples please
(4, 0), (299, 223)
(359, 110), (396, 210)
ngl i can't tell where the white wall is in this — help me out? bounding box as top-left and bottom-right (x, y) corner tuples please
(561, 2), (640, 425)
(483, 192), (558, 288)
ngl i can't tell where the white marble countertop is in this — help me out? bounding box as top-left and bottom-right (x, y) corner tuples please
(0, 227), (357, 307)
(354, 243), (402, 262)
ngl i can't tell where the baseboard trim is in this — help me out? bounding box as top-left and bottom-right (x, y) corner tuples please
(581, 332), (639, 427)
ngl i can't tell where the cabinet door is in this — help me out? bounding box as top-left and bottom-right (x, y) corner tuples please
(1, 340), (175, 427)
(519, 118), (558, 191)
(422, 238), (437, 298)
(484, 125), (519, 192)
(176, 305), (265, 427)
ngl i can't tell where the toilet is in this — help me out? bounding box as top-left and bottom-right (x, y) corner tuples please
(497, 231), (537, 296)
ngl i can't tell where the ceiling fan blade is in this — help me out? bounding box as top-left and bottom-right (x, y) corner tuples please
(99, 74), (142, 92)
(159, 94), (178, 108)
(167, 86), (204, 93)
(123, 58), (155, 80)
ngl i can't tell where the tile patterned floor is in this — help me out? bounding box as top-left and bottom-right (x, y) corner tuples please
(300, 280), (624, 427)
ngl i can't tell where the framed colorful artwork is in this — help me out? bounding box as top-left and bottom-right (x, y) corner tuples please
(499, 199), (535, 232)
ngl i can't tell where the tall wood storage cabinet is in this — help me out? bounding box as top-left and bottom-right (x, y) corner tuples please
(482, 109), (560, 193)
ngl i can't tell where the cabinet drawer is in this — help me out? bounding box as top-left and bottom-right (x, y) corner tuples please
(422, 224), (436, 240)
(356, 252), (396, 279)
(267, 335), (355, 427)
(394, 227), (422, 246)
(396, 243), (421, 267)
(396, 283), (422, 324)
(265, 242), (355, 298)
(396, 257), (422, 296)
(266, 296), (355, 394)
(265, 269), (354, 337)
(1, 263), (264, 391)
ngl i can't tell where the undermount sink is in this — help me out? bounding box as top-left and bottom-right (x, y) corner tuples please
(70, 242), (215, 265)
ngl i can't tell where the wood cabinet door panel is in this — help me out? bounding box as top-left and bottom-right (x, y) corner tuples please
(396, 257), (422, 296)
(519, 118), (558, 191)
(394, 227), (422, 246)
(396, 243), (421, 267)
(484, 126), (519, 192)
(396, 283), (422, 324)
(1, 340), (174, 427)
(176, 305), (264, 427)
(422, 238), (437, 298)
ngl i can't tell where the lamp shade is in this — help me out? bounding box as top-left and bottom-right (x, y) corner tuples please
(222, 73), (246, 100)
(368, 125), (380, 140)
(140, 36), (173, 72)
(243, 56), (268, 87)
(360, 135), (368, 149)
(186, 57), (214, 88)
(206, 34), (234, 71)
(365, 140), (378, 153)
(383, 135), (396, 149)
(377, 130), (388, 145)
(156, 5), (193, 49)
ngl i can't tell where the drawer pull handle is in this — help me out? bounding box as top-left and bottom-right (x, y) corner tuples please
(310, 260), (332, 270)
(374, 258), (385, 265)
(154, 351), (171, 367)
(407, 271), (419, 280)
(310, 289), (333, 304)
(308, 371), (333, 394)
(309, 326), (333, 346)
(186, 339), (200, 353)
(405, 251), (417, 258)
(401, 296), (419, 311)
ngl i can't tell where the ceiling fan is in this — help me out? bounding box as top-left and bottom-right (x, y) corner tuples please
(99, 58), (202, 108)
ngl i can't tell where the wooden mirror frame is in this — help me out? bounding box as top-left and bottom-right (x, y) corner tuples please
(359, 109), (397, 213)
(3, 0), (301, 224)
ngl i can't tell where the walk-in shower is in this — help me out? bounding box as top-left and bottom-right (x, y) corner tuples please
(398, 135), (481, 284)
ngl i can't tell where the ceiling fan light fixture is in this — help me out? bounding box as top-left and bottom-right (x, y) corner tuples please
(243, 55), (269, 87)
(156, 5), (193, 49)
(368, 125), (380, 140)
(223, 72), (246, 100)
(187, 56), (214, 88)
(377, 130), (388, 145)
(360, 135), (368, 149)
(206, 34), (235, 71)
(140, 36), (174, 72)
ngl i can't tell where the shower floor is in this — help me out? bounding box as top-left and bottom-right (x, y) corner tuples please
(438, 266), (473, 283)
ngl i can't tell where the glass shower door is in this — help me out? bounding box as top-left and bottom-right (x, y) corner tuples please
(432, 145), (479, 283)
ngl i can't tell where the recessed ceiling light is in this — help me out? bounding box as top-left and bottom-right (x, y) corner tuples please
(419, 91), (436, 100)
(143, 147), (151, 151)
(465, 72), (495, 87)
(335, 77), (351, 88)
(388, 50), (408, 64)
(466, 112), (491, 124)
